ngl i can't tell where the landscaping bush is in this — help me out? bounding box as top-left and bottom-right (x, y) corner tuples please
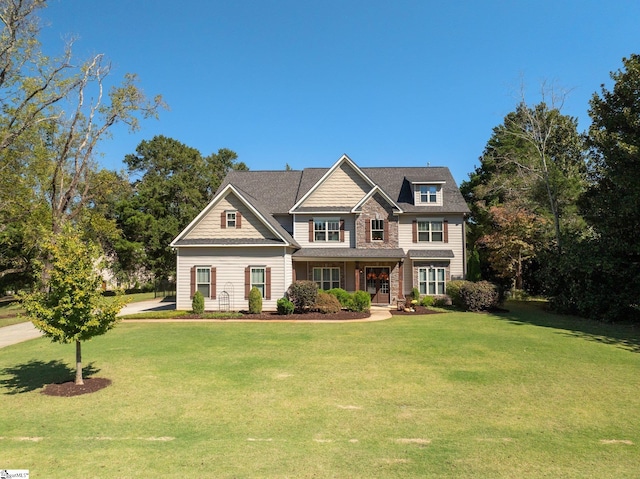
(192, 291), (205, 315)
(459, 281), (499, 312)
(248, 287), (262, 314)
(287, 281), (318, 312)
(420, 295), (435, 307)
(411, 287), (421, 301)
(276, 297), (295, 315)
(446, 280), (469, 309)
(314, 291), (341, 314)
(326, 288), (354, 309)
(352, 290), (371, 312)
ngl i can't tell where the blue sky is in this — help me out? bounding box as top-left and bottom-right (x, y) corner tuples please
(39, 0), (639, 185)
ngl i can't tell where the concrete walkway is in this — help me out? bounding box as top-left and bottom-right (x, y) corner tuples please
(0, 300), (393, 348)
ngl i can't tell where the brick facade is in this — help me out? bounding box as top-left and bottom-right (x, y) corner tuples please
(355, 193), (399, 249)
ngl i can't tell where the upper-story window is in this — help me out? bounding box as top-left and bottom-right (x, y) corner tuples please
(314, 218), (340, 242)
(371, 219), (384, 241)
(419, 185), (438, 204)
(417, 220), (443, 242)
(226, 211), (236, 228)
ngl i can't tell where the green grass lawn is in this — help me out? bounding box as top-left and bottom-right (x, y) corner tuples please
(1, 302), (639, 478)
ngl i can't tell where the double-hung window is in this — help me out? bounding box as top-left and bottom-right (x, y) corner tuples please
(419, 185), (438, 204)
(313, 267), (340, 290)
(314, 218), (340, 242)
(226, 211), (236, 228)
(196, 267), (210, 297)
(417, 220), (443, 242)
(371, 219), (384, 241)
(250, 266), (266, 298)
(418, 267), (446, 295)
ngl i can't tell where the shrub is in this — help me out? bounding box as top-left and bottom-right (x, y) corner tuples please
(446, 280), (469, 309)
(287, 281), (318, 312)
(326, 288), (353, 309)
(420, 295), (435, 307)
(433, 297), (449, 308)
(192, 291), (205, 315)
(352, 290), (371, 312)
(411, 287), (421, 301)
(314, 291), (341, 314)
(459, 281), (499, 312)
(248, 287), (262, 314)
(276, 297), (295, 315)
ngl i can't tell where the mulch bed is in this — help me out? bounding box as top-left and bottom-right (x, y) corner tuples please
(238, 311), (371, 320)
(41, 378), (112, 397)
(390, 305), (442, 315)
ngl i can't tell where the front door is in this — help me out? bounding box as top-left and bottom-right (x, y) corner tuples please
(366, 267), (390, 304)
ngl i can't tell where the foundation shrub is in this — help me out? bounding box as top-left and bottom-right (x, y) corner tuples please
(192, 291), (205, 315)
(314, 291), (341, 314)
(248, 287), (263, 314)
(287, 281), (318, 312)
(276, 297), (295, 315)
(411, 287), (421, 301)
(326, 288), (354, 309)
(420, 295), (435, 307)
(352, 290), (371, 312)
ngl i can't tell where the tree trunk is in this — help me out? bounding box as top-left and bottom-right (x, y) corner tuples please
(75, 340), (84, 385)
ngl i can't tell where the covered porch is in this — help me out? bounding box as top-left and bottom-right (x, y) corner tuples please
(292, 248), (406, 305)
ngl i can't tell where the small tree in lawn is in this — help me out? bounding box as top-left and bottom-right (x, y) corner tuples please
(20, 225), (128, 385)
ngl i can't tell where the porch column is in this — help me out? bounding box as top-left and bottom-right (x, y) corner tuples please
(355, 262), (360, 291)
(398, 259), (404, 299)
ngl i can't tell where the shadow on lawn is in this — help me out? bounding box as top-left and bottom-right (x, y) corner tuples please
(494, 301), (640, 354)
(0, 360), (100, 394)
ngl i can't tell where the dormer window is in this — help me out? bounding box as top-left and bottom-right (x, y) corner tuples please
(420, 185), (437, 203)
(221, 210), (241, 229)
(413, 182), (444, 205)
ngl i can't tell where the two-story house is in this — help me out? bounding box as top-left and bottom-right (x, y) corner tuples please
(170, 155), (470, 311)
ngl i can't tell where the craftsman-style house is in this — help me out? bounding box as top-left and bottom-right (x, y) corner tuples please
(170, 155), (470, 311)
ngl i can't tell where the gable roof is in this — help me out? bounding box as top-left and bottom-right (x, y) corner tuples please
(216, 161), (470, 215)
(170, 184), (299, 247)
(289, 154), (377, 213)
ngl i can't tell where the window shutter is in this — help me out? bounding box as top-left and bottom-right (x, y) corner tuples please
(236, 211), (242, 228)
(365, 220), (371, 243)
(221, 212), (226, 229)
(266, 267), (271, 300)
(340, 219), (345, 242)
(412, 220), (417, 243)
(309, 219), (314, 242)
(384, 219), (389, 244)
(210, 267), (216, 299)
(244, 267), (250, 299)
(444, 219), (449, 243)
(190, 266), (196, 298)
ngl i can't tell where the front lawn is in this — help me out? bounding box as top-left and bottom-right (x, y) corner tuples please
(0, 302), (638, 478)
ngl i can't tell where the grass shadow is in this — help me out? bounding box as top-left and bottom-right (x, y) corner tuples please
(0, 360), (100, 394)
(493, 301), (640, 353)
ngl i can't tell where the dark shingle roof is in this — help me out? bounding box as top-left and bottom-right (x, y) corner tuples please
(218, 165), (469, 215)
(406, 249), (455, 258)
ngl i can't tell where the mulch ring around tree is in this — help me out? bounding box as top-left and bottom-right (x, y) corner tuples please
(389, 305), (442, 316)
(41, 378), (112, 397)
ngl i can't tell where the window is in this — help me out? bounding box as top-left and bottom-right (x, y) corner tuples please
(196, 267), (210, 297)
(250, 267), (266, 298)
(417, 220), (443, 242)
(226, 211), (236, 228)
(371, 219), (384, 241)
(419, 185), (438, 204)
(313, 267), (340, 290)
(314, 218), (340, 242)
(419, 267), (446, 295)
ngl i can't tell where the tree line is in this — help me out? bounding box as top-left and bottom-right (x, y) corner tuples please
(0, 1), (246, 295)
(462, 55), (640, 322)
